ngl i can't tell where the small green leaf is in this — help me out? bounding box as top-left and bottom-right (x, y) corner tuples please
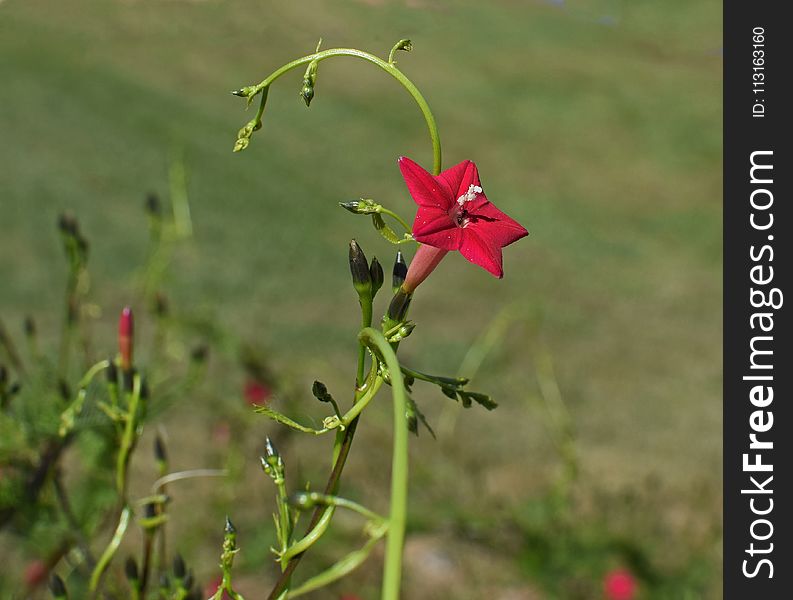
(254, 405), (326, 434)
(372, 213), (402, 244)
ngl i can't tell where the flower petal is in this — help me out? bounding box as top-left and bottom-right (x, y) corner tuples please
(459, 228), (504, 278)
(437, 160), (481, 199)
(398, 156), (452, 210)
(412, 206), (463, 250)
(469, 202), (529, 247)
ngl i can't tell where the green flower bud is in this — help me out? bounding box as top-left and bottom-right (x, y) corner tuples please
(339, 198), (380, 215)
(288, 491), (316, 510)
(392, 251), (407, 292)
(349, 240), (372, 295)
(370, 257), (384, 296)
(386, 321), (415, 343)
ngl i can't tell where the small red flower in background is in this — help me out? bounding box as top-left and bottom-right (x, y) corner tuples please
(205, 575), (230, 599)
(399, 156), (528, 278)
(24, 560), (48, 588)
(244, 379), (271, 405)
(603, 568), (637, 600)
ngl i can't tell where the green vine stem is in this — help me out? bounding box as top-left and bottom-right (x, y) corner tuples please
(237, 45), (442, 176)
(89, 505), (131, 594)
(243, 40), (443, 599)
(358, 327), (409, 600)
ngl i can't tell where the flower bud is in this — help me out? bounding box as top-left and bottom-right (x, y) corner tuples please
(392, 251), (407, 292)
(118, 307), (134, 372)
(224, 515), (237, 536)
(145, 193), (161, 218)
(106, 359), (118, 386)
(369, 257), (384, 297)
(348, 240), (372, 296)
(154, 434), (168, 465)
(57, 212), (78, 237)
(386, 288), (412, 322)
(125, 556), (139, 583)
(0, 365), (6, 386)
(288, 491), (317, 510)
(173, 554), (186, 579)
(24, 316), (36, 337)
(339, 198), (379, 215)
(386, 321), (415, 343)
(48, 574), (67, 599)
(300, 60), (319, 107)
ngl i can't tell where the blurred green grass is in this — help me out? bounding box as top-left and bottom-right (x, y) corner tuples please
(1, 0), (721, 597)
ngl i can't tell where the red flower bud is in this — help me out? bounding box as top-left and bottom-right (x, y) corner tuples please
(24, 560), (48, 588)
(603, 568), (637, 600)
(244, 379), (271, 405)
(118, 307), (134, 371)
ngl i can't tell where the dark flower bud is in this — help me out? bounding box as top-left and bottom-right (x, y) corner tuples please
(153, 293), (169, 317)
(48, 574), (67, 599)
(124, 556), (139, 582)
(386, 288), (412, 322)
(8, 382), (21, 396)
(24, 316), (36, 337)
(159, 573), (170, 591)
(144, 502), (157, 519)
(173, 554), (186, 579)
(392, 251), (407, 292)
(145, 193), (161, 217)
(183, 570), (194, 589)
(370, 257), (384, 296)
(57, 213), (77, 236)
(190, 345), (208, 363)
(154, 434), (167, 464)
(57, 379), (71, 402)
(348, 240), (372, 295)
(311, 381), (332, 403)
(106, 360), (118, 386)
(140, 377), (150, 400)
(0, 365), (6, 386)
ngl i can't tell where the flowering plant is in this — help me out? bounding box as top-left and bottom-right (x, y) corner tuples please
(227, 38), (528, 599)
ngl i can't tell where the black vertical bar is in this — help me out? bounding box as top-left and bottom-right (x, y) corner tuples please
(724, 2), (791, 597)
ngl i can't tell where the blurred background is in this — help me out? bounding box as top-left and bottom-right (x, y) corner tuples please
(1, 0), (721, 598)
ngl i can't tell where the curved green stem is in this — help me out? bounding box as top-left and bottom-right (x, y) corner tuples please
(379, 207), (412, 233)
(358, 328), (409, 600)
(89, 505), (131, 594)
(246, 47), (442, 175)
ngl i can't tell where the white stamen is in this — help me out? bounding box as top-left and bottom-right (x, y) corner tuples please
(456, 184), (483, 206)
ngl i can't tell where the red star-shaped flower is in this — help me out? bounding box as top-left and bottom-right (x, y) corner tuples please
(399, 156), (528, 278)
